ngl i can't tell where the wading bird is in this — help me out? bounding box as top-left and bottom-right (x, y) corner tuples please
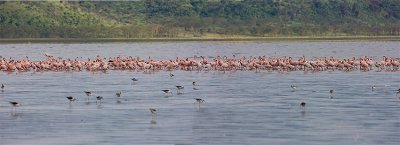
(96, 96), (103, 104)
(162, 89), (173, 96)
(176, 86), (184, 94)
(195, 98), (205, 104)
(84, 91), (92, 96)
(66, 96), (77, 103)
(290, 84), (296, 92)
(192, 81), (198, 90)
(149, 108), (157, 118)
(300, 102), (306, 109)
(9, 101), (21, 110)
(116, 92), (122, 97)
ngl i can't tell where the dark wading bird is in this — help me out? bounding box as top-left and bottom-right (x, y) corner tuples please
(290, 84), (296, 92)
(192, 81), (198, 90)
(9, 101), (21, 110)
(194, 98), (205, 108)
(84, 91), (92, 96)
(66, 96), (77, 103)
(116, 92), (122, 97)
(84, 91), (92, 101)
(300, 102), (306, 109)
(96, 96), (103, 104)
(162, 89), (173, 96)
(195, 98), (205, 104)
(300, 101), (307, 116)
(131, 78), (138, 82)
(397, 88), (400, 96)
(176, 86), (184, 94)
(329, 89), (334, 99)
(1, 84), (4, 89)
(149, 108), (157, 118)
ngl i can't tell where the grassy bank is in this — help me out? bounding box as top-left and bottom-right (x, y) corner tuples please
(1, 36), (400, 44)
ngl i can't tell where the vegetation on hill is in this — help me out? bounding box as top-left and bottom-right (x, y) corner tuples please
(1, 0), (400, 38)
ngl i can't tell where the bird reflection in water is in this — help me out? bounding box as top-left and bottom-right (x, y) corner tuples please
(116, 100), (122, 104)
(10, 112), (22, 120)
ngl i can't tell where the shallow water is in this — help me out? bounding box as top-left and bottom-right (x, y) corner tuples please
(1, 41), (400, 145)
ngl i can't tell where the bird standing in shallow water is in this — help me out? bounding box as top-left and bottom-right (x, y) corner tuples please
(9, 101), (21, 110)
(149, 108), (157, 119)
(162, 89), (173, 96)
(96, 96), (103, 104)
(131, 78), (138, 81)
(176, 86), (184, 89)
(397, 89), (400, 96)
(329, 89), (334, 99)
(84, 91), (92, 96)
(84, 91), (92, 101)
(116, 92), (122, 97)
(169, 73), (174, 78)
(192, 81), (198, 90)
(193, 98), (206, 109)
(1, 84), (4, 90)
(176, 86), (184, 94)
(371, 85), (376, 91)
(290, 84), (296, 92)
(195, 98), (205, 104)
(300, 102), (306, 109)
(66, 96), (77, 103)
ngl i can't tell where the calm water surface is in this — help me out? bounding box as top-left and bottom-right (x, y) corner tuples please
(0, 41), (400, 145)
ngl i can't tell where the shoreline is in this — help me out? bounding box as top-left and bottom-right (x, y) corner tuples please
(1, 36), (400, 43)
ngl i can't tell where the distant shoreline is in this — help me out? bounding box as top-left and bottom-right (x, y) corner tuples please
(1, 36), (400, 43)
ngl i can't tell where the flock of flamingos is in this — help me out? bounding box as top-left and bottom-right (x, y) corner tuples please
(0, 54), (400, 72)
(2, 54), (400, 120)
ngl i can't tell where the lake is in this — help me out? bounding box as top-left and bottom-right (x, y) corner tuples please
(1, 41), (400, 145)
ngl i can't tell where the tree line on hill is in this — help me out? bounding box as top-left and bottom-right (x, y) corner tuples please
(1, 0), (399, 38)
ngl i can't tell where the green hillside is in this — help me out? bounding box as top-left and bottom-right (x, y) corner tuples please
(1, 0), (400, 38)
